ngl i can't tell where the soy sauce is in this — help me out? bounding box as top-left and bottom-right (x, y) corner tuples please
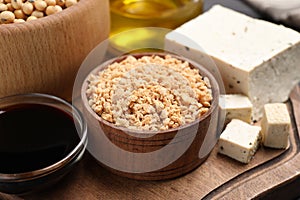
(0, 104), (80, 174)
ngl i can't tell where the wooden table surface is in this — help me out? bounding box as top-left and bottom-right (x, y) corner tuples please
(1, 83), (299, 200)
(2, 1), (300, 199)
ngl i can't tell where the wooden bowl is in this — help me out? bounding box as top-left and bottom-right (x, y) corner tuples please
(0, 0), (110, 100)
(81, 53), (220, 180)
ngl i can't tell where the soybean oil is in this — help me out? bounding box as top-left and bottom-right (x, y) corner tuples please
(109, 0), (203, 52)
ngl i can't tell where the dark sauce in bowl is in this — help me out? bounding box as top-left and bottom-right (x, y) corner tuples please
(0, 104), (80, 174)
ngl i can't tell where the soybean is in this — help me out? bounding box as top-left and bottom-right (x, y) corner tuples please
(26, 15), (36, 21)
(44, 0), (55, 6)
(31, 10), (43, 18)
(14, 9), (25, 18)
(6, 3), (13, 11)
(34, 0), (47, 11)
(0, 3), (8, 11)
(22, 2), (33, 15)
(11, 0), (22, 10)
(65, 0), (75, 8)
(45, 5), (61, 15)
(0, 0), (78, 24)
(14, 18), (24, 22)
(0, 10), (14, 24)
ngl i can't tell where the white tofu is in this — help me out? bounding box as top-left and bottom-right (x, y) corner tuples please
(261, 103), (291, 149)
(165, 5), (300, 120)
(219, 94), (253, 124)
(218, 119), (261, 164)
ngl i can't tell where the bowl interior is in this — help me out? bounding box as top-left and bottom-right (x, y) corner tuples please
(82, 52), (220, 135)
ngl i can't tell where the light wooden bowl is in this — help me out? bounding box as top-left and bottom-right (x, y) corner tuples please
(81, 53), (220, 180)
(0, 0), (110, 100)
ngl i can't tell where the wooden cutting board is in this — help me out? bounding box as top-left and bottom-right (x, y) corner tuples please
(1, 83), (300, 200)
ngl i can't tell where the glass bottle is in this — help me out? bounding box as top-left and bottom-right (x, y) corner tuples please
(109, 0), (203, 52)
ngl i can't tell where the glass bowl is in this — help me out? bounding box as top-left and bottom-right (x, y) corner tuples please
(0, 93), (87, 194)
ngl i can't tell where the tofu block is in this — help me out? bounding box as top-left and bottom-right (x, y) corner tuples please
(219, 94), (253, 124)
(218, 119), (261, 163)
(261, 103), (291, 149)
(165, 5), (300, 120)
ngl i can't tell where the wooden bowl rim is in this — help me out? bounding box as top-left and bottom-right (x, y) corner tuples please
(82, 52), (220, 136)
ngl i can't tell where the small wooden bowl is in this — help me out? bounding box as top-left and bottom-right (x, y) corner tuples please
(81, 53), (220, 180)
(0, 0), (110, 100)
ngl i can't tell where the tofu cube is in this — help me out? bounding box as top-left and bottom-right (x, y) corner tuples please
(218, 119), (261, 163)
(261, 103), (291, 149)
(219, 94), (253, 124)
(165, 5), (300, 120)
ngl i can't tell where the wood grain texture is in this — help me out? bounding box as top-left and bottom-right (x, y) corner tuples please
(2, 84), (300, 199)
(80, 52), (220, 180)
(0, 0), (110, 100)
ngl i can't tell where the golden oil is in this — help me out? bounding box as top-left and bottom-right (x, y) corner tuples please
(109, 0), (203, 52)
